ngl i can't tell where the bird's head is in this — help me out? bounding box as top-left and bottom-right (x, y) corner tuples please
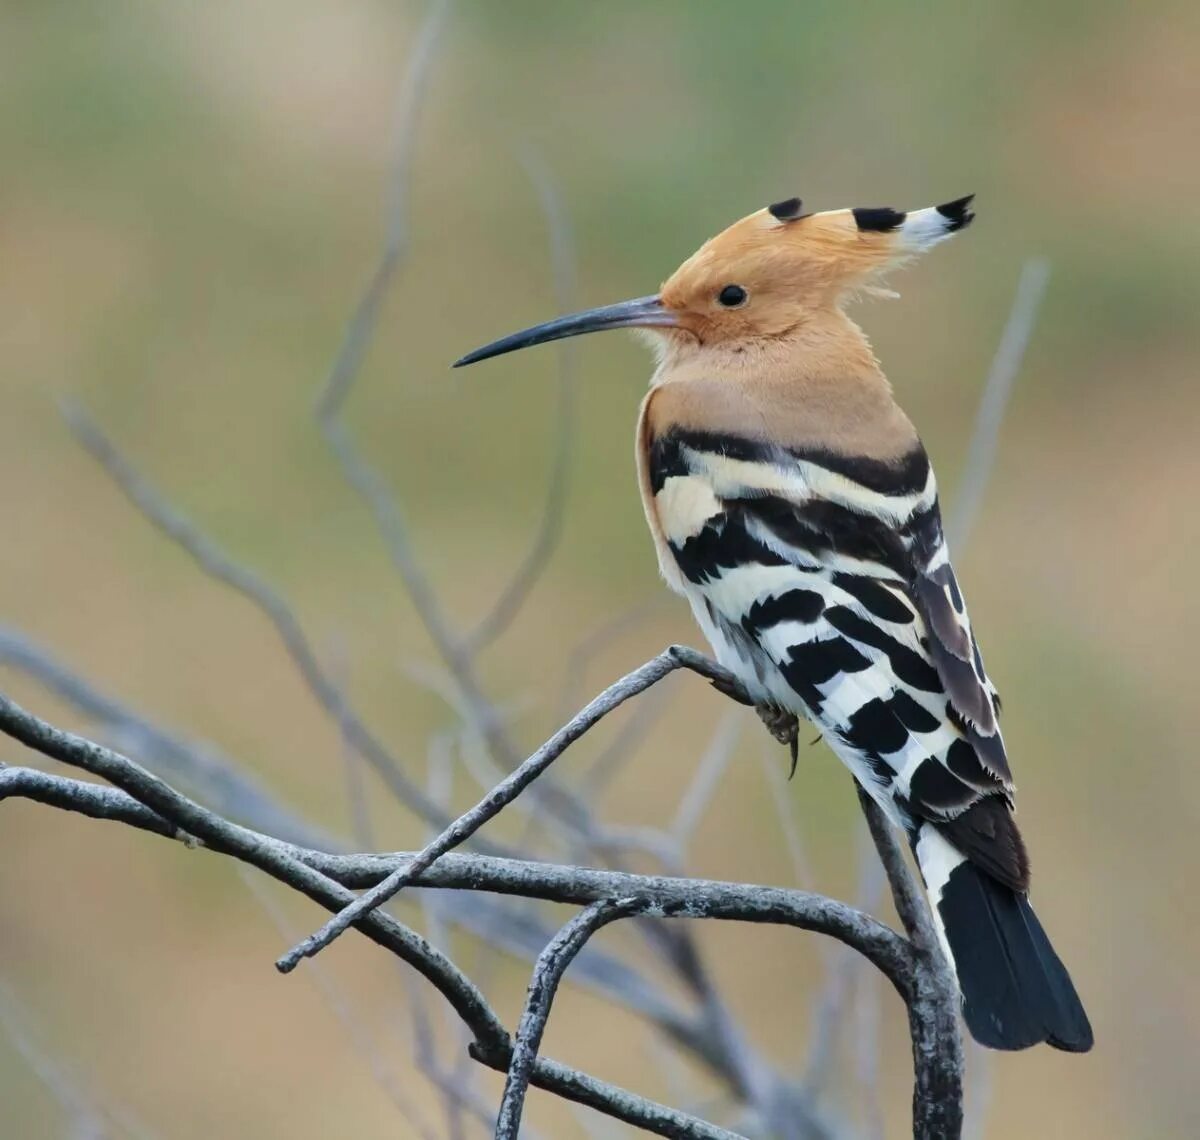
(454, 195), (973, 367)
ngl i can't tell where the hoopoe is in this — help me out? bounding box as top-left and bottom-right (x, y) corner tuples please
(456, 195), (1093, 1053)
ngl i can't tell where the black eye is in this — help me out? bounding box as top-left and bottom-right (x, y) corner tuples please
(717, 284), (748, 308)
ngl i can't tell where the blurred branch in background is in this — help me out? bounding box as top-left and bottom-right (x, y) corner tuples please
(0, 669), (945, 1139)
(0, 978), (155, 1140)
(0, 0), (1053, 1135)
(463, 143), (579, 654)
(0, 247), (1045, 1135)
(947, 258), (1052, 552)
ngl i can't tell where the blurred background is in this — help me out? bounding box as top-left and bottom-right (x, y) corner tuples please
(1, 2), (1197, 1137)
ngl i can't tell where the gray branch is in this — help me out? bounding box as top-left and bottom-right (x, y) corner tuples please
(0, 625), (333, 849)
(61, 400), (455, 833)
(1, 640), (959, 1138)
(0, 690), (745, 1140)
(1, 9), (1048, 1135)
(496, 898), (650, 1140)
(856, 785), (964, 1139)
(276, 645), (743, 971)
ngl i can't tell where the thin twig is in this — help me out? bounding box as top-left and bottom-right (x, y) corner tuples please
(947, 258), (1051, 551)
(496, 898), (650, 1140)
(276, 645), (741, 972)
(469, 1043), (746, 1140)
(0, 692), (912, 1140)
(237, 866), (441, 1140)
(464, 145), (578, 653)
(578, 687), (671, 797)
(555, 598), (666, 725)
(0, 757), (699, 1041)
(0, 761), (913, 992)
(0, 624), (333, 849)
(0, 693), (751, 1140)
(421, 728), (483, 1140)
(61, 402), (455, 831)
(756, 737), (814, 888)
(315, 0), (450, 421)
(303, 28), (757, 1114)
(800, 818), (886, 1084)
(309, 0), (523, 789)
(670, 712), (740, 852)
(854, 785), (929, 949)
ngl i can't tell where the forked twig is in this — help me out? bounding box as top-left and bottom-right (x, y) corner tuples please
(276, 646), (743, 971)
(0, 679), (915, 1140)
(495, 898), (651, 1139)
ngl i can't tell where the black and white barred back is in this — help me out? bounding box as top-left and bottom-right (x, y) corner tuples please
(649, 426), (1093, 1052)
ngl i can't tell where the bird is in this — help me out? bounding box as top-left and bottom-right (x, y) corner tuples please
(454, 194), (1093, 1053)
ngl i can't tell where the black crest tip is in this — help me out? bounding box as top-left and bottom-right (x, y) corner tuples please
(852, 206), (906, 233)
(936, 194), (976, 232)
(767, 197), (804, 221)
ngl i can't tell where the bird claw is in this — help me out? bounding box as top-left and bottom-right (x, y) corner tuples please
(756, 705), (801, 779)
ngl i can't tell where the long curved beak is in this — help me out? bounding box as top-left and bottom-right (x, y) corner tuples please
(453, 294), (676, 367)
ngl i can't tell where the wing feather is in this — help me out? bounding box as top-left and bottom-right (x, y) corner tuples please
(647, 426), (1026, 887)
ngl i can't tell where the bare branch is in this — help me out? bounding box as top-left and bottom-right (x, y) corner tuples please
(237, 866), (442, 1140)
(0, 754), (714, 1057)
(315, 0), (451, 421)
(4, 10), (1023, 1132)
(856, 785), (963, 1140)
(0, 686), (510, 1050)
(60, 402), (463, 836)
(299, 28), (755, 1103)
(0, 624), (337, 849)
(555, 598), (666, 725)
(670, 713), (740, 852)
(0, 690), (916, 1140)
(2, 621), (926, 1134)
(947, 257), (1051, 551)
(496, 898), (650, 1140)
(0, 762), (181, 840)
(0, 761), (913, 993)
(276, 645), (743, 971)
(464, 145), (579, 653)
(470, 1044), (747, 1140)
(0, 695), (737, 1140)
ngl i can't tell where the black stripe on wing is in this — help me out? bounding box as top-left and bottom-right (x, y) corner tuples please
(832, 572), (915, 623)
(751, 496), (911, 578)
(823, 605), (942, 692)
(650, 429), (932, 496)
(742, 588), (825, 631)
(649, 425), (1022, 888)
(670, 505), (791, 585)
(647, 433), (694, 494)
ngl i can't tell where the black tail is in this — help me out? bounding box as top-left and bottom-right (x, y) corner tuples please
(917, 831), (1094, 1052)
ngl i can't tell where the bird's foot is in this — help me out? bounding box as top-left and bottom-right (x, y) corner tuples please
(756, 705), (801, 779)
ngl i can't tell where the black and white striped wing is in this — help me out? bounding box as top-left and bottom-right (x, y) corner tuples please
(650, 429), (1027, 890)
